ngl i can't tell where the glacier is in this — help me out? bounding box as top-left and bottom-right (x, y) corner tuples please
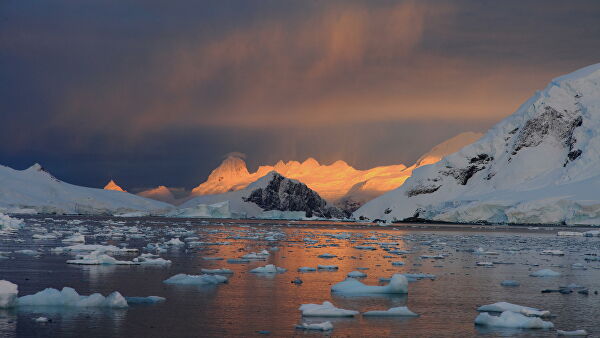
(355, 63), (600, 226)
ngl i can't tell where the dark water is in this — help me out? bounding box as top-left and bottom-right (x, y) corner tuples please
(1, 216), (599, 337)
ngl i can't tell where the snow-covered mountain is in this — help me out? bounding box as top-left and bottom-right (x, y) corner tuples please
(190, 132), (480, 210)
(103, 180), (126, 192)
(355, 63), (600, 225)
(175, 171), (345, 219)
(335, 132), (482, 212)
(137, 186), (178, 205)
(0, 164), (172, 215)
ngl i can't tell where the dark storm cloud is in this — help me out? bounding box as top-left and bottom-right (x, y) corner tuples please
(1, 0), (600, 188)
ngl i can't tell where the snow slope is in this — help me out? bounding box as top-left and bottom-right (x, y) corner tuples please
(176, 171), (344, 219)
(355, 63), (600, 225)
(0, 164), (172, 215)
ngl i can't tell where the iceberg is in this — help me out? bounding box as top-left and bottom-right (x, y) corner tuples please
(295, 321), (333, 331)
(163, 273), (228, 285)
(477, 302), (550, 317)
(18, 287), (128, 308)
(331, 274), (408, 294)
(250, 264), (286, 274)
(475, 311), (554, 329)
(0, 280), (18, 308)
(299, 301), (358, 317)
(363, 306), (418, 317)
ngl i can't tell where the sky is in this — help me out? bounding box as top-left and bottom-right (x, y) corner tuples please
(2, 0), (600, 190)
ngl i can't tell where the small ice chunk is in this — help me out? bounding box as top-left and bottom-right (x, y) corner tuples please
(530, 269), (561, 277)
(201, 268), (233, 274)
(353, 246), (376, 250)
(165, 238), (185, 246)
(331, 274), (408, 294)
(347, 271), (367, 278)
(363, 306), (418, 317)
(250, 264), (286, 274)
(163, 273), (228, 285)
(295, 321), (333, 331)
(124, 296), (165, 304)
(317, 265), (338, 270)
(556, 329), (589, 336)
(0, 280), (18, 308)
(500, 280), (520, 287)
(391, 261), (405, 266)
(34, 317), (49, 323)
(318, 253), (337, 258)
(541, 250), (564, 256)
(474, 311), (554, 329)
(476, 262), (494, 267)
(299, 301), (358, 317)
(298, 267), (316, 272)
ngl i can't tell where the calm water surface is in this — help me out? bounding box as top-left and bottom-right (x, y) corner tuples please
(0, 216), (599, 337)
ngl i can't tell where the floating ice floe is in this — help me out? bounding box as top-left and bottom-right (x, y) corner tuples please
(227, 258), (250, 264)
(132, 253), (171, 266)
(298, 267), (316, 272)
(52, 244), (137, 254)
(18, 287), (128, 308)
(163, 273), (228, 285)
(353, 245), (376, 250)
(299, 301), (358, 317)
(250, 264), (286, 274)
(242, 250), (270, 259)
(347, 271), (367, 278)
(34, 317), (49, 323)
(202, 257), (224, 261)
(14, 249), (40, 256)
(201, 268), (233, 274)
(62, 234), (85, 243)
(165, 238), (185, 246)
(530, 269), (561, 277)
(317, 265), (338, 270)
(331, 274), (408, 294)
(295, 321), (333, 331)
(0, 280), (18, 308)
(0, 213), (24, 233)
(363, 306), (418, 317)
(541, 250), (565, 256)
(556, 329), (589, 336)
(500, 280), (520, 287)
(477, 302), (550, 317)
(124, 296), (165, 304)
(66, 250), (138, 265)
(391, 261), (405, 266)
(318, 253), (337, 258)
(474, 311), (554, 329)
(476, 262), (494, 267)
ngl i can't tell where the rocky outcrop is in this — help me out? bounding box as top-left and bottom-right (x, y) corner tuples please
(243, 173), (346, 218)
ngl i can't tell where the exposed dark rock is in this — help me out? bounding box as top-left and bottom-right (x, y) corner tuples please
(568, 149), (582, 161)
(243, 172), (345, 219)
(406, 184), (441, 197)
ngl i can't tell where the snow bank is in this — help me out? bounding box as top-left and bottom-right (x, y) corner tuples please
(299, 301), (358, 317)
(363, 306), (418, 317)
(0, 280), (18, 308)
(163, 273), (228, 285)
(475, 311), (554, 329)
(331, 274), (408, 294)
(18, 287), (128, 308)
